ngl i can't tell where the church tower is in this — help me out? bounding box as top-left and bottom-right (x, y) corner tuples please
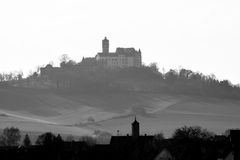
(132, 116), (140, 138)
(102, 37), (109, 53)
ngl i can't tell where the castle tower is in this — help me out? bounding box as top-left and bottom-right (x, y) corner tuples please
(102, 37), (109, 53)
(132, 116), (140, 138)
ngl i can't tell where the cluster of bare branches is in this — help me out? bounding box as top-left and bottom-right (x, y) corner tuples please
(0, 71), (23, 82)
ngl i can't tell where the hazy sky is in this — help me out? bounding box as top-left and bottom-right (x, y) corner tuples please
(0, 0), (240, 84)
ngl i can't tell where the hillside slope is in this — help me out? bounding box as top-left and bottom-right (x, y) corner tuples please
(0, 87), (240, 137)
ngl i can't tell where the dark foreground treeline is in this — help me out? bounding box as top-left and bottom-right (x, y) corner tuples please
(0, 138), (231, 160)
(0, 126), (237, 160)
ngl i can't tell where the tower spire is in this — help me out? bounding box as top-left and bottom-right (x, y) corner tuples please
(132, 116), (139, 138)
(102, 37), (109, 53)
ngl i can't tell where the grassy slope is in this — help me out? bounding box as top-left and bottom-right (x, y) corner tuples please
(0, 87), (240, 137)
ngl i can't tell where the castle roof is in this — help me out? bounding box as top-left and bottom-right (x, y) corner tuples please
(116, 47), (138, 54)
(97, 47), (140, 58)
(96, 52), (117, 57)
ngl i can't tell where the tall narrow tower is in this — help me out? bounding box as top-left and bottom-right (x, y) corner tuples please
(132, 116), (140, 138)
(102, 37), (109, 53)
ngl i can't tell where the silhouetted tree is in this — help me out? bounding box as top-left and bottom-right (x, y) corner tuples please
(55, 134), (63, 144)
(0, 127), (21, 146)
(35, 132), (57, 146)
(23, 134), (31, 147)
(172, 126), (214, 140)
(154, 133), (165, 141)
(170, 126), (216, 160)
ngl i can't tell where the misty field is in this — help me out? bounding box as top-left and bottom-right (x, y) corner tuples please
(1, 87), (240, 138)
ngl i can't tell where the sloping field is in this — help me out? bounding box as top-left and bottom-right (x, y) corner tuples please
(0, 87), (240, 138)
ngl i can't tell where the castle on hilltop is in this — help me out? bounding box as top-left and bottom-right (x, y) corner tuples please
(40, 37), (142, 78)
(95, 37), (142, 68)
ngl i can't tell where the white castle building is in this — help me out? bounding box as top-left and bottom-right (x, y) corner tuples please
(95, 37), (142, 68)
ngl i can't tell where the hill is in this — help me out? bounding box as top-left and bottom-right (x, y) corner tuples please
(17, 64), (240, 100)
(0, 86), (240, 139)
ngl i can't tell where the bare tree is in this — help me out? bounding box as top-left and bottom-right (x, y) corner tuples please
(0, 73), (4, 82)
(60, 54), (70, 64)
(17, 71), (23, 80)
(35, 132), (56, 146)
(172, 126), (214, 140)
(0, 127), (21, 146)
(149, 62), (159, 73)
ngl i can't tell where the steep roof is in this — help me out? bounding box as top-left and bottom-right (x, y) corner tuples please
(116, 47), (138, 53)
(154, 149), (174, 160)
